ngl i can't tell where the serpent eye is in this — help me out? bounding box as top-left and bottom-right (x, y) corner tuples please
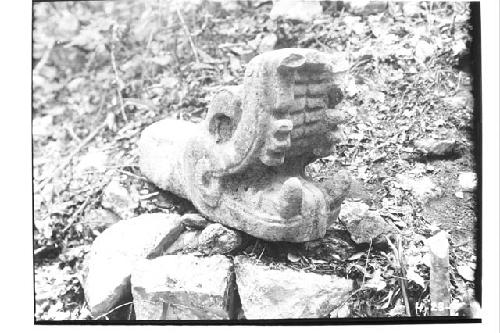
(209, 113), (234, 144)
(206, 87), (242, 144)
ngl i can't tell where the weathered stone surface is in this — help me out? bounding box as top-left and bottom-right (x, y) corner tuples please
(340, 201), (398, 245)
(415, 39), (437, 63)
(179, 213), (211, 230)
(234, 256), (352, 319)
(83, 213), (183, 318)
(414, 138), (458, 157)
(33, 115), (54, 138)
(270, 0), (323, 22)
(338, 201), (369, 224)
(139, 48), (350, 242)
(131, 254), (234, 320)
(198, 223), (243, 255)
(443, 91), (473, 109)
(342, 207), (398, 245)
(345, 1), (388, 16)
(101, 178), (140, 219)
(164, 229), (202, 254)
(458, 172), (477, 192)
(396, 174), (442, 202)
(330, 303), (351, 318)
(399, 1), (422, 17)
(457, 264), (475, 282)
(75, 148), (108, 174)
(82, 208), (121, 231)
(258, 33), (278, 53)
(427, 231), (451, 316)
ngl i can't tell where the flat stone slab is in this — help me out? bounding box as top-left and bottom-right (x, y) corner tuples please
(83, 213), (183, 318)
(101, 178), (140, 219)
(340, 201), (398, 245)
(414, 138), (458, 157)
(131, 254), (235, 320)
(198, 223), (243, 255)
(234, 256), (353, 319)
(164, 230), (202, 254)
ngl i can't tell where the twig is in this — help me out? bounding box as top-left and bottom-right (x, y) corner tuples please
(93, 302), (133, 320)
(252, 240), (260, 253)
(386, 235), (412, 316)
(34, 244), (56, 258)
(62, 179), (111, 233)
(258, 246), (265, 260)
(397, 237), (412, 316)
(64, 124), (82, 144)
(123, 98), (158, 113)
(33, 39), (55, 76)
(106, 163), (140, 169)
(362, 239), (373, 286)
(115, 168), (148, 181)
(62, 195), (92, 233)
(330, 284), (371, 317)
(175, 8), (200, 63)
(139, 191), (159, 200)
(38, 122), (106, 191)
(110, 24), (128, 122)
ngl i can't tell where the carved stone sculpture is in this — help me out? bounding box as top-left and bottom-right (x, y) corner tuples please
(139, 48), (351, 242)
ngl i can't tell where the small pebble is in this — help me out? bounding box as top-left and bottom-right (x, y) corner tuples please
(457, 265), (475, 281)
(458, 172), (477, 192)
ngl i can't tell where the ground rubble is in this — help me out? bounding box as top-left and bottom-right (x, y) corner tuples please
(83, 212), (359, 320)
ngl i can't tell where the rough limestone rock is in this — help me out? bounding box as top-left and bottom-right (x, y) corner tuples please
(458, 172), (477, 192)
(443, 91), (473, 109)
(400, 1), (422, 17)
(345, 1), (388, 16)
(269, 0), (323, 22)
(179, 213), (211, 230)
(164, 229), (202, 254)
(415, 39), (437, 64)
(131, 254), (235, 320)
(338, 201), (369, 224)
(342, 208), (398, 245)
(83, 213), (183, 318)
(258, 33), (278, 54)
(33, 115), (54, 138)
(82, 208), (121, 231)
(234, 256), (352, 319)
(457, 264), (475, 282)
(330, 303), (351, 318)
(414, 138), (458, 157)
(75, 148), (108, 174)
(396, 174), (442, 202)
(139, 48), (351, 242)
(340, 201), (398, 245)
(101, 178), (140, 219)
(198, 223), (243, 255)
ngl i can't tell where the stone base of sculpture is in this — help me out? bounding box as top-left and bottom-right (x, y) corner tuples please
(139, 48), (351, 242)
